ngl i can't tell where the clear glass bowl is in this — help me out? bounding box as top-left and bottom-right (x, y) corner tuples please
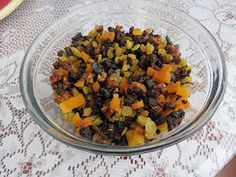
(20, 0), (227, 155)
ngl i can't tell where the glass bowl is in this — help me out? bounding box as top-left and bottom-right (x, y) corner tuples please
(19, 0), (227, 155)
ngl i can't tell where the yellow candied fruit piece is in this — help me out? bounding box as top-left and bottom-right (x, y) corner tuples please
(122, 64), (130, 72)
(72, 113), (82, 126)
(92, 117), (103, 126)
(72, 88), (79, 96)
(146, 42), (154, 55)
(101, 31), (115, 42)
(145, 120), (157, 139)
(128, 54), (136, 60)
(82, 86), (89, 95)
(81, 40), (90, 47)
(157, 121), (168, 134)
(59, 94), (85, 114)
(58, 56), (68, 61)
(69, 56), (77, 60)
(140, 44), (146, 52)
(181, 76), (193, 84)
(120, 55), (128, 61)
(70, 47), (81, 57)
(157, 40), (167, 49)
(126, 130), (145, 146)
(64, 112), (76, 123)
(114, 43), (119, 49)
(121, 127), (128, 136)
(126, 40), (133, 49)
(163, 54), (173, 63)
(124, 71), (131, 78)
(139, 110), (149, 117)
(113, 93), (119, 98)
(116, 47), (122, 56)
(180, 60), (187, 67)
(121, 106), (133, 117)
(88, 28), (98, 37)
(97, 54), (102, 64)
(115, 57), (120, 64)
(158, 48), (166, 56)
(131, 44), (140, 51)
(137, 116), (149, 126)
(96, 33), (102, 44)
(75, 80), (85, 88)
(185, 66), (193, 71)
(92, 41), (98, 48)
(107, 48), (114, 59)
(182, 83), (193, 89)
(132, 28), (143, 36)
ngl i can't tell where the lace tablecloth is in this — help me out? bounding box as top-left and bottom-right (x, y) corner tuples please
(0, 0), (236, 176)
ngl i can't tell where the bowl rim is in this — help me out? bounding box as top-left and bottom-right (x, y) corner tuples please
(19, 0), (227, 155)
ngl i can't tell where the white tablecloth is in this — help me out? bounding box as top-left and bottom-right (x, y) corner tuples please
(0, 0), (236, 176)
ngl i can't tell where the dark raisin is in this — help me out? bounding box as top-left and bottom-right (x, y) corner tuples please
(72, 32), (82, 42)
(149, 110), (160, 120)
(133, 36), (142, 44)
(69, 71), (82, 81)
(85, 44), (93, 54)
(174, 68), (191, 81)
(65, 47), (73, 56)
(147, 54), (158, 64)
(166, 35), (173, 45)
(115, 121), (126, 134)
(100, 88), (112, 99)
(101, 48), (107, 57)
(133, 48), (142, 58)
(138, 76), (148, 83)
(134, 89), (146, 98)
(104, 124), (115, 139)
(156, 129), (161, 134)
(124, 98), (133, 106)
(163, 103), (175, 111)
(166, 109), (185, 130)
(92, 107), (101, 115)
(101, 59), (113, 71)
(57, 50), (64, 56)
(104, 39), (111, 49)
(108, 68), (115, 75)
(119, 136), (128, 146)
(96, 96), (103, 107)
(71, 40), (79, 47)
(154, 117), (165, 126)
(148, 98), (157, 108)
(173, 56), (181, 64)
(136, 108), (145, 114)
(108, 27), (115, 32)
(80, 127), (93, 140)
(129, 75), (140, 82)
(101, 119), (109, 131)
(129, 26), (134, 35)
(53, 62), (60, 69)
(126, 94), (138, 103)
(127, 59), (132, 65)
(146, 79), (154, 89)
(146, 89), (157, 98)
(171, 73), (177, 82)
(116, 31), (125, 43)
(92, 62), (102, 73)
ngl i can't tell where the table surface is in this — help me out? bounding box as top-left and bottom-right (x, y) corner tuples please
(0, 0), (236, 177)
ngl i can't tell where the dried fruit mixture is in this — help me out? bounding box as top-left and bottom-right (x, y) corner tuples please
(50, 25), (193, 146)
